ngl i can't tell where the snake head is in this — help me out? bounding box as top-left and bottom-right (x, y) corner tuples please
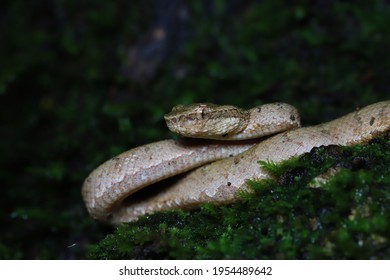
(164, 103), (249, 139)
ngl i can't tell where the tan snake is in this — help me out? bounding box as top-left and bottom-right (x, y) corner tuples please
(82, 101), (390, 225)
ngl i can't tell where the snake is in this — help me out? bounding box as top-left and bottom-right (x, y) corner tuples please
(82, 101), (390, 225)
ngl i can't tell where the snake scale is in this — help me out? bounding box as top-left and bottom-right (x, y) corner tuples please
(82, 101), (390, 225)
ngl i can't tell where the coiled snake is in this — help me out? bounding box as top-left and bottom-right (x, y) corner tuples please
(82, 101), (390, 225)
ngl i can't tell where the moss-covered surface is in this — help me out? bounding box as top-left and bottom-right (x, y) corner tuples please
(87, 136), (390, 259)
(1, 0), (389, 259)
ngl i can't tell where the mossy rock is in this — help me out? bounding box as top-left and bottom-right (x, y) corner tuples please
(87, 136), (390, 259)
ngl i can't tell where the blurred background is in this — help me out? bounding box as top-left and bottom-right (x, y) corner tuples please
(0, 0), (389, 259)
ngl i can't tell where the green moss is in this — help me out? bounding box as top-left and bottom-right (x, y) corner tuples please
(87, 136), (390, 259)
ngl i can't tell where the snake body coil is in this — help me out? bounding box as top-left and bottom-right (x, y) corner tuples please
(82, 101), (390, 225)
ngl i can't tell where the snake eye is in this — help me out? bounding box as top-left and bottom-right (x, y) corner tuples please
(201, 107), (207, 119)
(195, 105), (208, 120)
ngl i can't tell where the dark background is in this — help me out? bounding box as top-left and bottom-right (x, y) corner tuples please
(0, 0), (389, 259)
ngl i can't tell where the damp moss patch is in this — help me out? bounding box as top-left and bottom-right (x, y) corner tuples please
(87, 136), (390, 259)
